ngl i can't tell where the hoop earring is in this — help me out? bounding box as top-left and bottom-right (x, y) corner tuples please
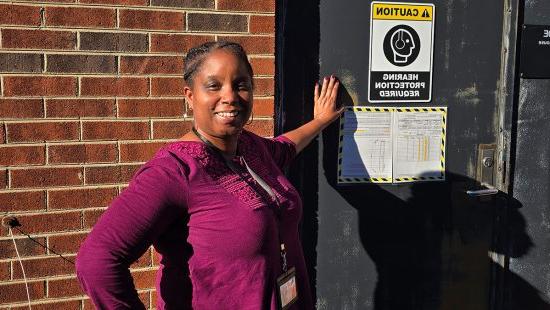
(246, 111), (254, 125)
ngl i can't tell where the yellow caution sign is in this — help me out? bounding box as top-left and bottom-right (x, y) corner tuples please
(372, 3), (434, 21)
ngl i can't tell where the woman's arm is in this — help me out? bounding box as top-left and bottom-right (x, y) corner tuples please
(76, 157), (187, 309)
(282, 75), (343, 154)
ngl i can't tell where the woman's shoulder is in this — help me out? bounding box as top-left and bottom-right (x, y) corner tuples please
(239, 129), (270, 146)
(141, 140), (207, 176)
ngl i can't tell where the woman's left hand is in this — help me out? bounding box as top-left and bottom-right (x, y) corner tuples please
(313, 75), (344, 126)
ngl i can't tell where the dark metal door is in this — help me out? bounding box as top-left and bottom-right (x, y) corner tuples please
(277, 0), (530, 309)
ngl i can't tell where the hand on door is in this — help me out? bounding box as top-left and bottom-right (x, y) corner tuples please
(281, 75), (343, 154)
(314, 75), (344, 126)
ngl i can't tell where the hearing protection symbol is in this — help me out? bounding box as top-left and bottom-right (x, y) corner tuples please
(383, 24), (421, 66)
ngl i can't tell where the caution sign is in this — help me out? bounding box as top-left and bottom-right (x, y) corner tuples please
(368, 2), (435, 103)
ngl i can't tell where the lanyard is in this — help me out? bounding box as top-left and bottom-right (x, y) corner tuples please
(191, 127), (289, 273)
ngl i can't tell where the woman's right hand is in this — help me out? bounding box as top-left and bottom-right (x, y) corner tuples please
(313, 75), (344, 128)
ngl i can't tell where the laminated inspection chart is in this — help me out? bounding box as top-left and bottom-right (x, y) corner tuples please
(337, 106), (446, 184)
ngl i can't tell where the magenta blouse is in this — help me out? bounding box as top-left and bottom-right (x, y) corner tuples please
(76, 131), (313, 309)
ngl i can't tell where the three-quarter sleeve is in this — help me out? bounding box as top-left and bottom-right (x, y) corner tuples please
(260, 135), (297, 170)
(76, 156), (188, 309)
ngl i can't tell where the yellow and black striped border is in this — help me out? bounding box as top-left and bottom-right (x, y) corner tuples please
(337, 106), (447, 184)
(393, 106), (447, 183)
(337, 106), (394, 184)
(394, 107), (446, 113)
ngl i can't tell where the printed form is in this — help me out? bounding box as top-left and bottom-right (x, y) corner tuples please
(340, 110), (393, 181)
(338, 107), (446, 183)
(393, 111), (444, 181)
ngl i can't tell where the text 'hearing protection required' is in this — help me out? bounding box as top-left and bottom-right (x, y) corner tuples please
(368, 2), (435, 103)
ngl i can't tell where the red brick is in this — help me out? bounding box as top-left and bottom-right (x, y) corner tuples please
(0, 237), (47, 259)
(131, 269), (157, 290)
(219, 35), (274, 54)
(187, 13), (247, 32)
(0, 145), (45, 166)
(46, 7), (115, 28)
(152, 250), (161, 266)
(35, 0), (76, 2)
(0, 191), (46, 212)
(82, 121), (149, 140)
(47, 277), (84, 298)
(4, 76), (77, 97)
(83, 298), (94, 309)
(245, 119), (273, 137)
(152, 120), (192, 139)
(250, 15), (275, 33)
(85, 164), (141, 185)
(0, 4), (41, 26)
(46, 99), (116, 118)
(120, 9), (184, 31)
(10, 167), (83, 188)
(139, 291), (151, 308)
(80, 0), (147, 5)
(120, 142), (166, 162)
(151, 0), (213, 8)
(48, 187), (117, 210)
(80, 32), (148, 52)
(0, 261), (9, 281)
(47, 54), (117, 74)
(2, 212), (81, 236)
(120, 56), (184, 75)
(254, 77), (274, 96)
(0, 169), (7, 189)
(250, 57), (274, 76)
(1, 125), (5, 144)
(12, 256), (76, 279)
(48, 233), (88, 255)
(0, 99), (44, 118)
(0, 281), (45, 304)
(151, 289), (158, 307)
(253, 97), (274, 117)
(82, 208), (106, 228)
(151, 77), (185, 96)
(6, 122), (79, 143)
(48, 143), (117, 164)
(13, 299), (83, 310)
(151, 34), (214, 53)
(2, 29), (76, 50)
(0, 53), (43, 73)
(131, 248), (152, 268)
(81, 77), (148, 97)
(118, 99), (184, 117)
(218, 0), (274, 12)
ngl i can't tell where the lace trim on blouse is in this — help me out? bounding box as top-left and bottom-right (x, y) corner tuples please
(158, 133), (291, 210)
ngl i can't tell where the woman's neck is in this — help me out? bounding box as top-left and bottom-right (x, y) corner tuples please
(191, 127), (239, 159)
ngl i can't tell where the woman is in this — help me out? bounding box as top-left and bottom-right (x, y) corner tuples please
(76, 41), (342, 309)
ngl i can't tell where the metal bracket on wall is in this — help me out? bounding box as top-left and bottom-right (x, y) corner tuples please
(477, 144), (497, 186)
(466, 144), (499, 198)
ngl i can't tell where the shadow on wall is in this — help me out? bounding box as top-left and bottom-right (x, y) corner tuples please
(314, 84), (549, 310)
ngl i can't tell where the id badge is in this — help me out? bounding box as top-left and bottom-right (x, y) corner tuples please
(276, 267), (298, 310)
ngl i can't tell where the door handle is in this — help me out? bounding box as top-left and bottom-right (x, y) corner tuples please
(466, 184), (499, 197)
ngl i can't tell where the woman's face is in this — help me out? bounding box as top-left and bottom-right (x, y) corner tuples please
(184, 49), (253, 140)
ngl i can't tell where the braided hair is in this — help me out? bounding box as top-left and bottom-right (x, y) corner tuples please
(183, 41), (254, 87)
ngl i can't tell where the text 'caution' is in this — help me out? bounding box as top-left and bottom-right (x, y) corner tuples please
(373, 3), (433, 21)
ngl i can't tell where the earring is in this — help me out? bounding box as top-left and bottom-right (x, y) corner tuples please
(246, 111), (254, 125)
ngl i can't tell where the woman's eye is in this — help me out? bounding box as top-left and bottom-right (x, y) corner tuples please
(206, 83), (220, 90)
(237, 83), (251, 91)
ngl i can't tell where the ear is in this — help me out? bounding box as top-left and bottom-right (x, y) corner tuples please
(184, 85), (193, 109)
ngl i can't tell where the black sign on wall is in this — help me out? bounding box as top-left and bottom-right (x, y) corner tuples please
(520, 24), (550, 79)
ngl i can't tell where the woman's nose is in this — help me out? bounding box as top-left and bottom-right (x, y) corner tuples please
(220, 86), (239, 104)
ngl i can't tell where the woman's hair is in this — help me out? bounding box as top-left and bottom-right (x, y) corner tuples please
(183, 41), (254, 87)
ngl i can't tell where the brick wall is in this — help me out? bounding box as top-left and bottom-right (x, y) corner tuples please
(0, 0), (275, 308)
